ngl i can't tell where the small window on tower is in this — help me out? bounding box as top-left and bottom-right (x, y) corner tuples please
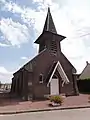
(39, 74), (43, 83)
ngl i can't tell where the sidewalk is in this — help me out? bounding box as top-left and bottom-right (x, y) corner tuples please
(0, 94), (90, 115)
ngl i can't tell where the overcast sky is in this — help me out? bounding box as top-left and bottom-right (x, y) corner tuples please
(0, 0), (90, 83)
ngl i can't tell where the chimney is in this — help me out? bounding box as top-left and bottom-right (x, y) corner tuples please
(86, 61), (89, 65)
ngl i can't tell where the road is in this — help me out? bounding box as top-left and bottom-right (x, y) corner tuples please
(0, 108), (90, 120)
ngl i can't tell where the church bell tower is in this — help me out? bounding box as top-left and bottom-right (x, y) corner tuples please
(34, 7), (66, 56)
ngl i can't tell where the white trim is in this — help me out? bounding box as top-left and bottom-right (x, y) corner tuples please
(47, 61), (69, 86)
(57, 62), (69, 83)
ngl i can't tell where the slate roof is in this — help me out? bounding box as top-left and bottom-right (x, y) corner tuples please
(13, 50), (76, 76)
(34, 31), (66, 44)
(13, 49), (47, 75)
(79, 62), (90, 79)
(34, 7), (66, 44)
(43, 7), (57, 33)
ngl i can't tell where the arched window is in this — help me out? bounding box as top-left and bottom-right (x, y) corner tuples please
(39, 74), (43, 83)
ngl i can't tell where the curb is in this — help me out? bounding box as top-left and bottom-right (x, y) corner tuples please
(0, 105), (90, 115)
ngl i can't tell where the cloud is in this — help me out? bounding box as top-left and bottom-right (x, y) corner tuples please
(21, 56), (28, 60)
(0, 67), (13, 83)
(0, 0), (58, 33)
(0, 0), (5, 3)
(20, 56), (33, 64)
(0, 0), (90, 74)
(1, 1), (23, 14)
(32, 0), (52, 9)
(0, 18), (30, 47)
(0, 67), (11, 74)
(0, 43), (10, 47)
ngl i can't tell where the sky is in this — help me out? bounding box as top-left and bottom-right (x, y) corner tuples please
(0, 0), (90, 83)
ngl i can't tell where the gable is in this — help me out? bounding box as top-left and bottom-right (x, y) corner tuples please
(47, 61), (70, 86)
(79, 64), (90, 79)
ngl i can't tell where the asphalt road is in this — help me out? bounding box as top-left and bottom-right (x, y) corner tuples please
(0, 108), (90, 120)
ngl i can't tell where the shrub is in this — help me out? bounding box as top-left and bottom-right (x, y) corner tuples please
(49, 95), (63, 104)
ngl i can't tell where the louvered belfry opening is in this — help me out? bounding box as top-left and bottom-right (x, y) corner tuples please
(50, 39), (57, 54)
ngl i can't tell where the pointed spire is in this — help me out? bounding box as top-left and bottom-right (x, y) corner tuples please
(43, 7), (57, 33)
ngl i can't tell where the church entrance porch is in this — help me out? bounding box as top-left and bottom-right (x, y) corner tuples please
(47, 61), (70, 96)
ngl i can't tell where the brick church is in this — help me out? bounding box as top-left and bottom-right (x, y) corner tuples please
(11, 8), (79, 100)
